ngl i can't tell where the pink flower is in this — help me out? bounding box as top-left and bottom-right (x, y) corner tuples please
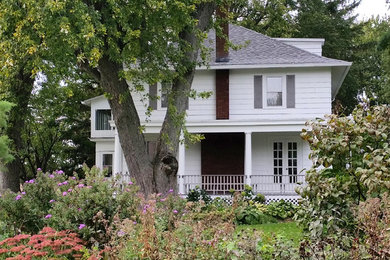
(49, 174), (54, 178)
(15, 195), (22, 201)
(49, 199), (55, 203)
(160, 198), (166, 202)
(58, 183), (63, 186)
(173, 210), (178, 214)
(168, 189), (174, 193)
(71, 177), (76, 180)
(78, 208), (82, 211)
(62, 192), (67, 196)
(21, 192), (26, 195)
(133, 221), (137, 225)
(78, 224), (86, 230)
(28, 179), (35, 184)
(37, 168), (42, 171)
(67, 188), (72, 192)
(128, 181), (133, 185)
(45, 214), (52, 219)
(57, 170), (64, 174)
(62, 181), (68, 185)
(77, 184), (84, 188)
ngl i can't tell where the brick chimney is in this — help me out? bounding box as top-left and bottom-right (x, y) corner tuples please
(215, 7), (229, 62)
(215, 6), (230, 120)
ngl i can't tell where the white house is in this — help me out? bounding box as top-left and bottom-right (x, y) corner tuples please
(83, 25), (351, 203)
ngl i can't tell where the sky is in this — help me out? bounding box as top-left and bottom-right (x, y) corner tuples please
(355, 0), (389, 20)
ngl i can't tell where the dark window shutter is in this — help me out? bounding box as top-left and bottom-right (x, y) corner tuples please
(254, 75), (263, 108)
(149, 84), (157, 110)
(286, 75), (295, 108)
(216, 70), (229, 119)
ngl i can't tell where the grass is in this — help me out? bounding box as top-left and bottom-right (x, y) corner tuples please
(237, 221), (303, 246)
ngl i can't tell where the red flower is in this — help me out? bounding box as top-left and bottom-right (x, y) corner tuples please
(10, 245), (26, 252)
(0, 248), (8, 254)
(32, 251), (48, 257)
(55, 249), (72, 255)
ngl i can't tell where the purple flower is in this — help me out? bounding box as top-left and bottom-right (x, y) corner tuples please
(15, 195), (22, 201)
(160, 198), (167, 202)
(28, 179), (35, 184)
(49, 199), (55, 203)
(21, 192), (26, 195)
(168, 189), (174, 193)
(133, 221), (137, 225)
(71, 177), (76, 180)
(37, 168), (42, 171)
(128, 181), (133, 185)
(57, 170), (64, 174)
(173, 210), (178, 214)
(117, 230), (126, 237)
(78, 224), (86, 230)
(77, 184), (84, 188)
(49, 174), (54, 178)
(86, 186), (92, 189)
(67, 189), (72, 192)
(62, 192), (67, 196)
(78, 208), (82, 211)
(25, 181), (28, 183)
(62, 181), (68, 185)
(58, 183), (63, 186)
(45, 214), (52, 219)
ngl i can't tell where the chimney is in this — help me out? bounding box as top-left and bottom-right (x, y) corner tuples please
(216, 6), (229, 62)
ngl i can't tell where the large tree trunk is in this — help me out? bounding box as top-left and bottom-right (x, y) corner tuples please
(154, 2), (216, 193)
(1, 66), (34, 192)
(83, 3), (215, 196)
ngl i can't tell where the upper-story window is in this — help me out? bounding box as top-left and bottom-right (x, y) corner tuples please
(149, 82), (189, 110)
(95, 109), (112, 130)
(266, 76), (283, 107)
(254, 75), (295, 109)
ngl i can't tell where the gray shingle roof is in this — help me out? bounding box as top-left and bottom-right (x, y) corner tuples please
(203, 24), (350, 67)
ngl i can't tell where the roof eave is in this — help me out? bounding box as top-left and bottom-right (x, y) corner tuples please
(197, 62), (352, 70)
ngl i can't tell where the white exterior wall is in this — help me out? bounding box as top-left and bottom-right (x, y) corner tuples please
(90, 98), (114, 138)
(95, 140), (114, 170)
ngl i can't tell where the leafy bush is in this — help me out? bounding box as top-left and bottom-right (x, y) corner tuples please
(186, 186), (212, 204)
(0, 227), (86, 259)
(266, 200), (298, 220)
(0, 166), (140, 246)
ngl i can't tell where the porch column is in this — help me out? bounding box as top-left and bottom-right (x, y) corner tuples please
(178, 133), (186, 195)
(113, 128), (123, 178)
(244, 131), (252, 186)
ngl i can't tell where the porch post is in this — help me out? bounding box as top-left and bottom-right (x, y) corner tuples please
(113, 127), (123, 178)
(178, 133), (186, 195)
(244, 131), (252, 187)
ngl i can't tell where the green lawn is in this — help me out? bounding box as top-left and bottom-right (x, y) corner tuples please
(237, 221), (303, 246)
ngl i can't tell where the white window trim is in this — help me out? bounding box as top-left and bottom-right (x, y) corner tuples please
(269, 137), (303, 176)
(102, 152), (114, 176)
(263, 75), (287, 109)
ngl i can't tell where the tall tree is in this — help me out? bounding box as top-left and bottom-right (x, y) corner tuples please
(3, 0), (218, 195)
(230, 0), (296, 37)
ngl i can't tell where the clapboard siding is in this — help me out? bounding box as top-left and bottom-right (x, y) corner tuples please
(185, 142), (201, 175)
(90, 67), (332, 138)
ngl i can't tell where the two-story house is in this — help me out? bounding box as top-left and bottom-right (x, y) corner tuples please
(83, 24), (351, 203)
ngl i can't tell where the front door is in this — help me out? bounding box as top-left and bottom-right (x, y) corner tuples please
(272, 141), (298, 184)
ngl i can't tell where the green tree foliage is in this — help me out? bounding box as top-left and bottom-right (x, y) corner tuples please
(0, 101), (14, 167)
(18, 72), (96, 180)
(231, 0), (296, 37)
(297, 105), (390, 240)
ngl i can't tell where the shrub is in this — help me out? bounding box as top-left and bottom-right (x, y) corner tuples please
(0, 227), (86, 259)
(266, 200), (298, 220)
(0, 166), (140, 246)
(186, 186), (212, 204)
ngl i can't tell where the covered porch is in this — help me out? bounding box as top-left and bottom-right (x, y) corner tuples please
(177, 132), (308, 198)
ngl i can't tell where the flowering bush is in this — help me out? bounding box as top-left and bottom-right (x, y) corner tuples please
(0, 166), (140, 246)
(0, 227), (86, 259)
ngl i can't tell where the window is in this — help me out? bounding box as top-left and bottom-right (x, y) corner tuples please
(266, 76), (283, 107)
(254, 75), (295, 109)
(95, 109), (112, 130)
(161, 82), (171, 108)
(102, 154), (113, 177)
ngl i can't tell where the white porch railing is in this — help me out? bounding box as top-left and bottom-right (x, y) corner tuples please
(181, 174), (305, 195)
